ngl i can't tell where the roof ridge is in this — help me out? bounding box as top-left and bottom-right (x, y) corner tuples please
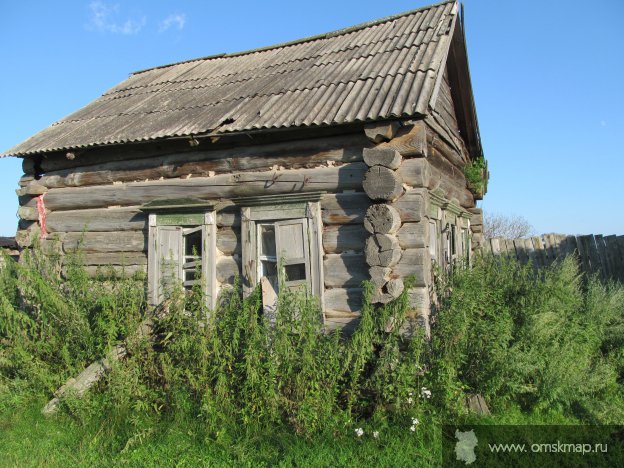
(132, 0), (456, 75)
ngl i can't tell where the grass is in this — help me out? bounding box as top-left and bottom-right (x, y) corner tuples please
(0, 396), (441, 466)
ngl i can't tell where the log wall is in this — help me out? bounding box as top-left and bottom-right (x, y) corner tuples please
(16, 118), (478, 334)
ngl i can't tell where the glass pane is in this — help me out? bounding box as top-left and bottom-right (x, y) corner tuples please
(284, 263), (306, 281)
(184, 269), (197, 282)
(261, 260), (277, 279)
(259, 225), (276, 257)
(184, 229), (202, 257)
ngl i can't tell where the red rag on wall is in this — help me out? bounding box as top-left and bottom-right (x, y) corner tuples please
(36, 194), (48, 239)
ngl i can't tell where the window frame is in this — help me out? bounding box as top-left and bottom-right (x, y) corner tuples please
(143, 202), (216, 309)
(237, 193), (324, 309)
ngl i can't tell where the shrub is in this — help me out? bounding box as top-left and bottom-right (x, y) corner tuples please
(428, 253), (624, 423)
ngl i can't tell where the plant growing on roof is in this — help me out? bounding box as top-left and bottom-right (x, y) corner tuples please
(463, 155), (488, 196)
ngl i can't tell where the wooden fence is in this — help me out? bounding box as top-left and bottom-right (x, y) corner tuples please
(482, 234), (624, 283)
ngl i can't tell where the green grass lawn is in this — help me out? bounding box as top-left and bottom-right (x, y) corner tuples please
(0, 397), (442, 467)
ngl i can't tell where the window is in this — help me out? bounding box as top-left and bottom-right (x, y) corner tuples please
(238, 193), (324, 311)
(143, 200), (216, 308)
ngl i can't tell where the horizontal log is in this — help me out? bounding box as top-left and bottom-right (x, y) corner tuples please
(217, 228), (241, 255)
(42, 163), (367, 211)
(324, 288), (363, 313)
(396, 158), (430, 189)
(37, 132), (369, 174)
(363, 121), (400, 143)
(391, 189), (428, 223)
(393, 248), (430, 287)
(427, 147), (468, 188)
(37, 139), (367, 189)
(16, 184), (48, 196)
(362, 148), (402, 169)
(320, 192), (369, 225)
(322, 224), (367, 254)
(63, 231), (147, 253)
(425, 116), (469, 170)
(19, 175), (34, 187)
(63, 252), (147, 266)
(407, 287), (430, 316)
(378, 120), (427, 157)
(324, 316), (360, 334)
(396, 222), (428, 249)
(216, 256), (241, 285)
(17, 206), (40, 221)
(324, 253), (367, 288)
(428, 164), (474, 208)
(64, 265), (146, 278)
(46, 207), (147, 233)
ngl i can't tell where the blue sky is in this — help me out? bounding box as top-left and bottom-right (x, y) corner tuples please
(1, 0), (622, 236)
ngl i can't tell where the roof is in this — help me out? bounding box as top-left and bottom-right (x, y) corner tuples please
(4, 1), (471, 157)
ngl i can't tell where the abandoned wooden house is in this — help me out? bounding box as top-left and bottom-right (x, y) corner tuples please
(3, 0), (485, 333)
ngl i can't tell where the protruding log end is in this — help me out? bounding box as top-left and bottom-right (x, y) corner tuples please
(364, 204), (401, 235)
(363, 166), (404, 202)
(362, 148), (402, 169)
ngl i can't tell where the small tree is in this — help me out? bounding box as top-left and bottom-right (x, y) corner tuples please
(483, 212), (535, 239)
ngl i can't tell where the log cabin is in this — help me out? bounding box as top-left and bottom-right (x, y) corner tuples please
(2, 0), (486, 334)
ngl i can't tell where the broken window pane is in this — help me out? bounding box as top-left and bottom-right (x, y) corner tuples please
(284, 263), (306, 282)
(259, 225), (276, 257)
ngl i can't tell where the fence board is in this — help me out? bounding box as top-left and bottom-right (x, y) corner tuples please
(481, 233), (624, 283)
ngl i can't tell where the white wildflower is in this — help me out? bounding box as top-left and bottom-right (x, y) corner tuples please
(355, 427), (364, 437)
(373, 431), (379, 439)
(421, 387), (432, 399)
(407, 397), (414, 404)
(410, 425), (416, 432)
(412, 417), (420, 426)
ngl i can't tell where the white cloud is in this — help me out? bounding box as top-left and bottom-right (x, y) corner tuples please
(158, 13), (186, 33)
(87, 1), (146, 35)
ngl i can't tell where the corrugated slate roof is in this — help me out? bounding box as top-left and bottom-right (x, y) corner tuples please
(3, 0), (459, 157)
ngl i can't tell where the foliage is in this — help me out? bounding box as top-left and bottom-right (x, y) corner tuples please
(483, 212), (535, 239)
(463, 155), (487, 195)
(428, 254), (624, 423)
(1, 245), (623, 463)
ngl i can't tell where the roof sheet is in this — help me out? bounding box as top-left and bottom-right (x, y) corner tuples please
(3, 1), (458, 157)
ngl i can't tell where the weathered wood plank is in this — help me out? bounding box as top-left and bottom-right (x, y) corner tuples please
(393, 248), (429, 287)
(377, 120), (427, 157)
(37, 139), (367, 189)
(324, 287), (363, 313)
(323, 253), (367, 288)
(322, 224), (367, 254)
(37, 132), (370, 174)
(67, 264), (147, 278)
(63, 252), (147, 266)
(46, 207), (147, 233)
(63, 231), (147, 253)
(42, 164), (367, 211)
(320, 192), (369, 225)
(396, 222), (427, 249)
